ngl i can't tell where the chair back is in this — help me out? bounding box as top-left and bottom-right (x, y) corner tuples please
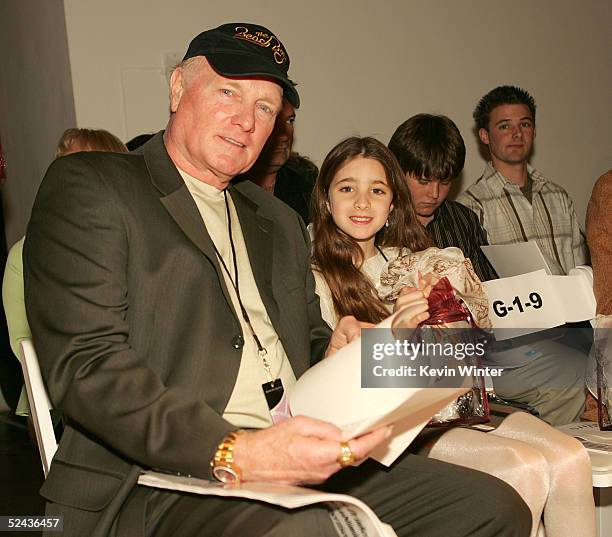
(19, 339), (58, 476)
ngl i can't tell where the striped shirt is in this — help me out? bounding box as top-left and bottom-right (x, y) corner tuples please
(457, 162), (589, 275)
(426, 200), (498, 282)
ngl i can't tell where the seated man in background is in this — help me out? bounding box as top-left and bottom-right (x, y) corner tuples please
(3, 127), (127, 420)
(461, 86), (592, 415)
(23, 23), (530, 537)
(388, 113), (586, 425)
(458, 85), (589, 275)
(236, 99), (317, 222)
(388, 113), (497, 282)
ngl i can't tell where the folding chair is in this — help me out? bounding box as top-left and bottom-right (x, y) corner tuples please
(19, 339), (58, 477)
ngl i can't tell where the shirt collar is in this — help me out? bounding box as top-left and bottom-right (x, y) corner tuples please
(426, 200), (447, 228)
(482, 161), (547, 194)
(178, 167), (226, 202)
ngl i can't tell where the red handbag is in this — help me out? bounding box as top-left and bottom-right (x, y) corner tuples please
(418, 277), (490, 426)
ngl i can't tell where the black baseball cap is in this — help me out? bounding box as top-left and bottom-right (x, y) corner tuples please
(182, 23), (300, 108)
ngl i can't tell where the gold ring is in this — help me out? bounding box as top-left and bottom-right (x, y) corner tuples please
(337, 441), (355, 467)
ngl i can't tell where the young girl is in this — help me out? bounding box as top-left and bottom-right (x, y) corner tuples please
(310, 136), (595, 537)
(311, 136), (432, 329)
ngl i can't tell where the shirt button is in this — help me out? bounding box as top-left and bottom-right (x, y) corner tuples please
(231, 335), (244, 349)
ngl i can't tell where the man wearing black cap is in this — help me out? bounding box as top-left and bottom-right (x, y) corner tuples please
(24, 23), (530, 537)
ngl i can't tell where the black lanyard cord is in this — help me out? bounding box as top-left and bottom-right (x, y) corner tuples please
(376, 244), (389, 262)
(208, 191), (271, 378)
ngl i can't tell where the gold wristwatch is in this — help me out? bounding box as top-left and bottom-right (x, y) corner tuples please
(211, 430), (243, 484)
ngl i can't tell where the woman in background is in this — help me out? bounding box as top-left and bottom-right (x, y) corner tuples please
(54, 127), (127, 157)
(3, 127), (128, 418)
(311, 136), (595, 537)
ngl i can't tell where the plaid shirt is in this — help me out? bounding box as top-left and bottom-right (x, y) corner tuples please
(457, 162), (589, 275)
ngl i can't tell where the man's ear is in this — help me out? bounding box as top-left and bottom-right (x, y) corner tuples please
(169, 68), (185, 113)
(478, 128), (490, 146)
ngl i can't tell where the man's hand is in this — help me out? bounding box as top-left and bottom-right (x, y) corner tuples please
(233, 416), (391, 484)
(325, 315), (372, 358)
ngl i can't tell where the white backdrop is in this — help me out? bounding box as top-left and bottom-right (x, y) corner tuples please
(63, 0), (611, 223)
(2, 0), (610, 248)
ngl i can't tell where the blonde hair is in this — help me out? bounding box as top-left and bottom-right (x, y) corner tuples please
(55, 128), (128, 158)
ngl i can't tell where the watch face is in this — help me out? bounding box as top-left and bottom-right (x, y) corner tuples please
(213, 465), (239, 484)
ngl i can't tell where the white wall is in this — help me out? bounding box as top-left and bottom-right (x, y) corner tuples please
(0, 0), (76, 247)
(59, 0), (611, 224)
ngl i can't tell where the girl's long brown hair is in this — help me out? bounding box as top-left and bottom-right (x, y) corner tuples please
(312, 137), (431, 324)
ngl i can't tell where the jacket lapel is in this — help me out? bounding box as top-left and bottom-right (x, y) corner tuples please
(230, 185), (281, 331)
(141, 134), (281, 331)
(142, 133), (237, 315)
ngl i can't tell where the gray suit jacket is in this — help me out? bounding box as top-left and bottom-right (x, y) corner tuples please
(24, 133), (331, 536)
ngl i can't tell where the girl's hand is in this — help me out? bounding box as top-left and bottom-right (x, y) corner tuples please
(393, 271), (438, 313)
(325, 316), (374, 358)
(393, 285), (428, 313)
(392, 300), (430, 330)
(392, 271), (439, 330)
(416, 270), (439, 293)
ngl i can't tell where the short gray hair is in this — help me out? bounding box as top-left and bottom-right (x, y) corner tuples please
(172, 56), (207, 89)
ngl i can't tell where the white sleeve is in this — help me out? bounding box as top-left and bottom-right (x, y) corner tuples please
(312, 269), (339, 330)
